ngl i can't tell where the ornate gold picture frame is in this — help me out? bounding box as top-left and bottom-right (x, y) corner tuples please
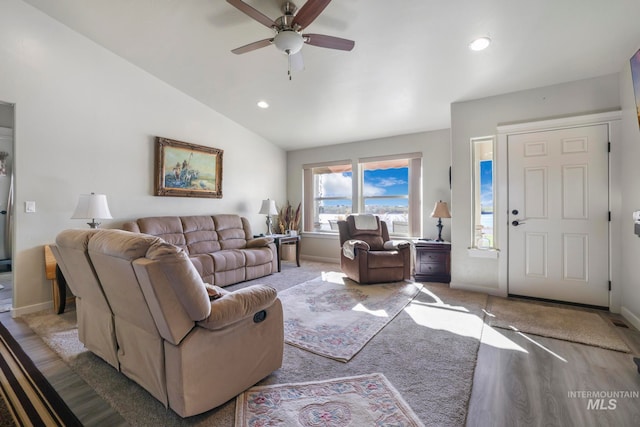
(154, 137), (223, 198)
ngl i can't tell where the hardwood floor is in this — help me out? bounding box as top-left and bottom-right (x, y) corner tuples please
(0, 271), (12, 313)
(0, 310), (126, 426)
(1, 281), (640, 426)
(467, 306), (640, 426)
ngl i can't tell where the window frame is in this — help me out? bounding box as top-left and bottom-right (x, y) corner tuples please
(303, 153), (422, 237)
(302, 160), (353, 233)
(470, 136), (496, 250)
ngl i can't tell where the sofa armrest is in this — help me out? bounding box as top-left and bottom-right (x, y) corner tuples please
(383, 240), (411, 250)
(246, 237), (274, 248)
(121, 221), (141, 233)
(342, 239), (370, 260)
(197, 285), (278, 330)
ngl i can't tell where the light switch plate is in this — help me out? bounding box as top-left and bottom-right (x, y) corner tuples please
(25, 201), (36, 213)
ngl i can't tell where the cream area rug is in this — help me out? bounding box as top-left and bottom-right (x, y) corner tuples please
(279, 272), (422, 362)
(235, 373), (424, 427)
(486, 296), (630, 352)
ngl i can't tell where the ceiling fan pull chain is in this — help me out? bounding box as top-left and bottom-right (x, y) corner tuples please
(287, 51), (292, 80)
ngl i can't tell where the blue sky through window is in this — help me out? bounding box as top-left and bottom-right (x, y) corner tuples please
(480, 160), (493, 213)
(319, 168), (408, 206)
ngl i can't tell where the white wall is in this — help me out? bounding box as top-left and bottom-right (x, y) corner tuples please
(450, 75), (621, 295)
(0, 0), (286, 313)
(287, 130), (451, 262)
(618, 57), (640, 327)
(0, 104), (13, 128)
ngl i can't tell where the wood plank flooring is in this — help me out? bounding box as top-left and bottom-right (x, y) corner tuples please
(0, 311), (126, 426)
(467, 306), (640, 426)
(2, 280), (640, 426)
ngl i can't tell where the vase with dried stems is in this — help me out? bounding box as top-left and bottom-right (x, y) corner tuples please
(277, 201), (301, 234)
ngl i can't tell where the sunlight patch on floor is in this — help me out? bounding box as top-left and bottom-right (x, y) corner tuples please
(507, 326), (568, 362)
(480, 324), (528, 353)
(415, 287), (470, 313)
(404, 303), (483, 340)
(320, 271), (347, 284)
(352, 303), (389, 317)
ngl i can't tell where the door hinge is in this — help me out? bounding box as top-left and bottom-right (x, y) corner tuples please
(609, 281), (612, 291)
(608, 211), (611, 221)
(608, 142), (611, 152)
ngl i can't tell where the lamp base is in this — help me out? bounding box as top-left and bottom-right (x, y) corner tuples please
(87, 220), (101, 229)
(435, 218), (444, 242)
(265, 216), (274, 235)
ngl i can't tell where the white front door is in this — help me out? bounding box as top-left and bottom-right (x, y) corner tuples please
(508, 124), (609, 307)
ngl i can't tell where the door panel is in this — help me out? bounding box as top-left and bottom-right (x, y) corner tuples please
(525, 232), (547, 278)
(524, 167), (547, 218)
(508, 124), (609, 307)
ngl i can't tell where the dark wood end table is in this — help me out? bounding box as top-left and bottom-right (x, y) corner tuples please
(414, 241), (451, 283)
(271, 234), (301, 272)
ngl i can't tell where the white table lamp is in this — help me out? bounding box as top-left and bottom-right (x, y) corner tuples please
(71, 192), (113, 228)
(259, 198), (278, 235)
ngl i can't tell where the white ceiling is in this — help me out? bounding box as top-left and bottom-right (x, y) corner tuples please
(22, 0), (640, 150)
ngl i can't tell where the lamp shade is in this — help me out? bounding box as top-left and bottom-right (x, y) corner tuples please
(430, 201), (451, 218)
(259, 199), (278, 215)
(71, 193), (113, 220)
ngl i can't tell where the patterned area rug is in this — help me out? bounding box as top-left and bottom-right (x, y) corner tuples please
(280, 272), (422, 362)
(235, 373), (424, 427)
(486, 296), (630, 352)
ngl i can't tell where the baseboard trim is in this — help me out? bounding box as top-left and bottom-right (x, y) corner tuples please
(300, 255), (339, 264)
(11, 301), (53, 318)
(621, 306), (640, 331)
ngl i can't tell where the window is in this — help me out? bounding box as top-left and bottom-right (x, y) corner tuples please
(303, 161), (352, 232)
(471, 137), (495, 249)
(303, 154), (421, 236)
(361, 158), (410, 235)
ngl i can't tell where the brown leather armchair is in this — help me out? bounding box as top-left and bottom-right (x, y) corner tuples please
(337, 215), (411, 284)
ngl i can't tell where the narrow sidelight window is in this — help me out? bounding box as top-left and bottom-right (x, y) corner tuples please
(471, 137), (495, 249)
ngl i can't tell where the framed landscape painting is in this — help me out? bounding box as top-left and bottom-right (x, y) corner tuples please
(630, 48), (640, 128)
(154, 137), (223, 198)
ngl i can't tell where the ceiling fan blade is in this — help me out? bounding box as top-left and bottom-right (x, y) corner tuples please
(290, 51), (305, 72)
(231, 38), (273, 54)
(303, 34), (355, 51)
(292, 0), (331, 30)
(226, 0), (276, 28)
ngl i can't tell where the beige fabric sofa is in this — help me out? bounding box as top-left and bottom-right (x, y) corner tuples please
(122, 214), (277, 287)
(51, 228), (284, 417)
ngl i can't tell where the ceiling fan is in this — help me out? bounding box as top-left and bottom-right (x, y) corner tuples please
(227, 0), (355, 79)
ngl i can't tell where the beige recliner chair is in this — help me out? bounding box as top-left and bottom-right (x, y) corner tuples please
(51, 229), (119, 369)
(54, 228), (284, 417)
(338, 215), (411, 284)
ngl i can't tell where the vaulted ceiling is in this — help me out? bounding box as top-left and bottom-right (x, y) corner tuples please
(23, 0), (640, 150)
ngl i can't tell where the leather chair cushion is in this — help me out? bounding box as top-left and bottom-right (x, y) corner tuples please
(367, 251), (405, 268)
(346, 216), (385, 250)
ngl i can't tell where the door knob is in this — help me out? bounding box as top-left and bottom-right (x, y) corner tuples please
(512, 219), (526, 226)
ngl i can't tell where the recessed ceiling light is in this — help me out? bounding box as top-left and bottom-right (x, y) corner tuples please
(257, 100), (269, 109)
(469, 37), (491, 51)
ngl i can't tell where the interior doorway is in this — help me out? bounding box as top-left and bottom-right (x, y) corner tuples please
(0, 102), (14, 313)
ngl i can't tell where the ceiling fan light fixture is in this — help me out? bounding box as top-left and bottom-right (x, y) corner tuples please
(469, 37), (491, 51)
(274, 30), (304, 54)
